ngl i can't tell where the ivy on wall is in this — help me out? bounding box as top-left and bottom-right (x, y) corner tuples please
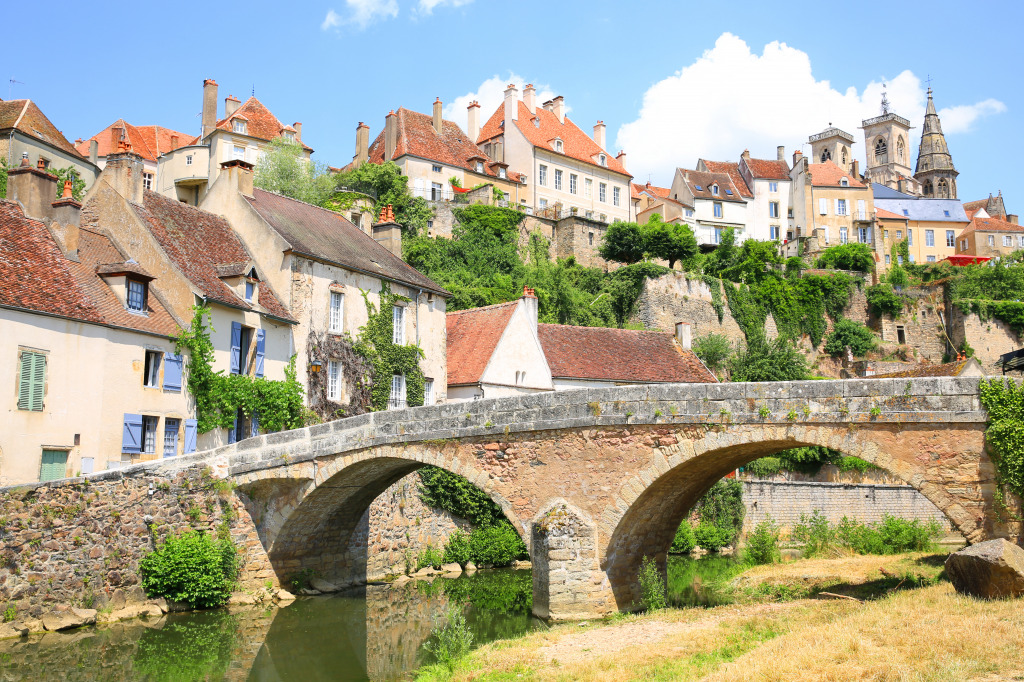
(353, 283), (426, 411)
(175, 306), (304, 434)
(304, 328), (373, 423)
(979, 378), (1024, 513)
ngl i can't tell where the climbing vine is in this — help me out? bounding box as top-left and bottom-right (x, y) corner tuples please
(174, 306), (304, 434)
(45, 166), (86, 201)
(304, 328), (373, 422)
(353, 283), (426, 410)
(979, 378), (1024, 513)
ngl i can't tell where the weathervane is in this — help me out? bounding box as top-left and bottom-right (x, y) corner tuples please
(880, 84), (890, 115)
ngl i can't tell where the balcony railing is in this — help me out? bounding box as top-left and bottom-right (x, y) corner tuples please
(409, 186), (474, 203)
(387, 397), (408, 410)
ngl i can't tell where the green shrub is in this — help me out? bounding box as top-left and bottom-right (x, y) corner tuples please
(865, 283), (905, 318)
(745, 518), (781, 565)
(418, 467), (508, 527)
(793, 511), (942, 557)
(638, 556), (667, 611)
(423, 604), (474, 672)
(791, 510), (840, 558)
(467, 523), (527, 566)
(693, 479), (745, 545)
(729, 327), (809, 382)
(417, 545), (445, 570)
(694, 522), (732, 552)
(441, 530), (471, 566)
(692, 333), (732, 374)
(670, 522), (696, 553)
(139, 530), (238, 609)
(824, 318), (878, 357)
(815, 243), (874, 272)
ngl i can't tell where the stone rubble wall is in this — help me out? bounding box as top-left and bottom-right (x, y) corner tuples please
(949, 307), (1022, 375)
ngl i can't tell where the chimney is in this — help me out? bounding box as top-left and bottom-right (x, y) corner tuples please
(675, 322), (692, 350)
(432, 97), (443, 135)
(593, 121), (606, 149)
(793, 149), (803, 167)
(741, 149), (751, 161)
(777, 145), (785, 161)
(89, 139), (98, 164)
(170, 134), (179, 150)
(852, 159), (860, 179)
(50, 179), (82, 261)
(293, 122), (302, 142)
(503, 83), (519, 125)
(354, 122), (370, 166)
(372, 204), (402, 258)
(467, 101), (480, 142)
(111, 126), (123, 152)
(220, 159), (255, 196)
(521, 285), (538, 331)
(1008, 214), (1019, 225)
(202, 79), (218, 140)
(542, 99), (554, 113)
(552, 95), (565, 124)
(616, 150), (627, 171)
(102, 150), (145, 204)
(523, 84), (537, 115)
(225, 94), (240, 117)
(384, 110), (398, 161)
(6, 152), (58, 222)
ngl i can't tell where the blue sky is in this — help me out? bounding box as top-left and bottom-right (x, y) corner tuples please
(9, 0), (1020, 211)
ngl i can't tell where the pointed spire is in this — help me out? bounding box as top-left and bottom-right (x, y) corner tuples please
(914, 87), (957, 197)
(925, 87), (937, 116)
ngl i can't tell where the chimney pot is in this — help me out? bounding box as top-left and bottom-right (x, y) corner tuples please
(19, 151), (29, 166)
(552, 95), (565, 124)
(593, 121), (607, 150)
(467, 101), (481, 142)
(523, 84), (537, 115)
(202, 78), (219, 140)
(675, 322), (692, 350)
(616, 150), (627, 171)
(504, 83), (519, 124)
(354, 122), (370, 166)
(433, 97), (443, 135)
(385, 110), (398, 161)
(89, 139), (98, 164)
(225, 94), (240, 117)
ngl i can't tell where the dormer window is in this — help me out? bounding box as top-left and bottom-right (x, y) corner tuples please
(244, 268), (259, 302)
(840, 177), (849, 187)
(281, 131), (295, 142)
(233, 119), (247, 134)
(554, 140), (563, 153)
(498, 167), (506, 179)
(475, 161), (484, 173)
(127, 279), (147, 312)
(599, 154), (606, 166)
(711, 184), (719, 196)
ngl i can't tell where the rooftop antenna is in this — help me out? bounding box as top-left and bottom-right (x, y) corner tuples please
(8, 78), (24, 100)
(880, 83), (890, 115)
(252, 83), (255, 98)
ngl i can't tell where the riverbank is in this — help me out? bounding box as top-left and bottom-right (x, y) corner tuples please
(417, 553), (1024, 681)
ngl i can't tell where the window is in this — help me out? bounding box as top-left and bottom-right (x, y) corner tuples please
(599, 182), (606, 202)
(431, 182), (443, 201)
(539, 198), (548, 208)
(946, 230), (956, 248)
(127, 279), (146, 312)
(475, 161), (484, 173)
(896, 230), (902, 239)
(769, 182), (778, 193)
(554, 140), (563, 153)
(713, 228), (722, 244)
(186, 155), (193, 166)
(17, 350), (46, 411)
(329, 291), (344, 333)
(432, 164), (442, 173)
(588, 231), (594, 245)
(836, 199), (847, 216)
(927, 255), (936, 263)
(232, 119), (247, 134)
(903, 209), (909, 217)
(988, 235), (995, 247)
(908, 229), (913, 246)
(859, 227), (871, 244)
(819, 198), (827, 215)
(944, 210), (951, 217)
(884, 230), (890, 239)
(327, 360), (341, 400)
(389, 374), (407, 410)
(569, 174), (578, 195)
(230, 322), (264, 377)
(39, 449), (68, 482)
(585, 210), (593, 219)
(1019, 236), (1024, 248)
(232, 145), (246, 161)
(613, 187), (620, 206)
(1004, 235), (1013, 247)
(769, 225), (780, 240)
(961, 239), (967, 251)
(554, 169), (563, 191)
(142, 172), (153, 190)
(711, 184), (719, 196)
(685, 209), (694, 218)
(392, 305), (405, 345)
(599, 154), (606, 166)
(584, 178), (592, 198)
(840, 177), (849, 187)
(163, 418), (180, 458)
(769, 202), (779, 218)
(896, 325), (907, 345)
(423, 378), (435, 406)
(713, 202), (723, 218)
(787, 207), (793, 219)
(885, 254), (891, 265)
(144, 350), (162, 387)
(840, 227), (848, 244)
(925, 229), (935, 247)
(244, 280), (255, 302)
(897, 255), (904, 265)
(538, 164), (547, 186)
(498, 167), (506, 179)
(142, 416), (159, 455)
(857, 199), (866, 220)
(875, 138), (888, 164)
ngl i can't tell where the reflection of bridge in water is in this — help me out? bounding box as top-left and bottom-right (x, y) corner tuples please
(195, 377), (1004, 620)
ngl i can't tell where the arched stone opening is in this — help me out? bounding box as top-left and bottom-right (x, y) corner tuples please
(601, 424), (993, 611)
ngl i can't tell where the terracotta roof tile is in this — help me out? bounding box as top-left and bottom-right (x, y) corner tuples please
(446, 302), (518, 385)
(367, 108), (524, 183)
(537, 325), (717, 384)
(76, 120), (193, 162)
(701, 161), (753, 198)
(743, 157), (790, 181)
(0, 100), (84, 159)
(875, 208), (908, 220)
(960, 215), (1024, 236)
(808, 161), (864, 188)
(478, 101), (629, 176)
(868, 360), (971, 379)
(679, 170), (746, 203)
(215, 97), (312, 151)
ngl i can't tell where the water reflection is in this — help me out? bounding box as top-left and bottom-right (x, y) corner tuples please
(0, 569), (540, 682)
(666, 554), (745, 608)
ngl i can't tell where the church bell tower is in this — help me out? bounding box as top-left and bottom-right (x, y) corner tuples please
(914, 88), (958, 199)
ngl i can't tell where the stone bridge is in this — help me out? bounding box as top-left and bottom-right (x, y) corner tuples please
(2, 377), (1008, 621)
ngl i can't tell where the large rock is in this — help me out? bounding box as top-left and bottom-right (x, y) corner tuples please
(274, 589), (296, 602)
(310, 577), (340, 593)
(441, 563), (463, 576)
(41, 608), (97, 631)
(946, 539), (1024, 599)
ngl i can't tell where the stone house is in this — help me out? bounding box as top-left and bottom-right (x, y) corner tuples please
(477, 84), (632, 223)
(81, 152), (296, 450)
(955, 214), (1024, 259)
(668, 167), (748, 247)
(789, 155), (876, 254)
(632, 181), (693, 226)
(74, 119), (191, 195)
(873, 183), (969, 269)
(156, 79), (310, 206)
(698, 151), (792, 243)
(0, 98), (100, 187)
(200, 161), (450, 410)
(964, 193), (1011, 221)
(1, 158), (193, 483)
(446, 288), (716, 401)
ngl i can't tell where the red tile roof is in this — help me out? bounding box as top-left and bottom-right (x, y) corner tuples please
(478, 100), (629, 177)
(446, 301), (518, 385)
(808, 161), (864, 188)
(0, 99), (85, 159)
(0, 199), (178, 336)
(961, 215), (1024, 235)
(876, 208), (907, 220)
(537, 325), (717, 384)
(868, 359), (973, 379)
(742, 156), (790, 181)
(135, 190), (294, 321)
(679, 170), (746, 203)
(213, 97), (312, 151)
(701, 161), (753, 198)
(75, 120), (193, 162)
(367, 107), (524, 183)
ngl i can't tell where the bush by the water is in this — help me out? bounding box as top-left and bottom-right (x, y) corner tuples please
(417, 545), (446, 570)
(638, 555), (667, 611)
(442, 524), (527, 568)
(671, 522), (696, 553)
(745, 518), (781, 565)
(139, 530), (238, 609)
(792, 511), (943, 557)
(669, 479), (745, 554)
(694, 522), (733, 552)
(423, 604), (474, 672)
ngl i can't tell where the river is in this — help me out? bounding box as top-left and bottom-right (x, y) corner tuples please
(0, 556), (733, 681)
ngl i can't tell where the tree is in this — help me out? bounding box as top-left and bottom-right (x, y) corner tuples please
(599, 221), (645, 264)
(729, 327), (809, 382)
(332, 161), (433, 234)
(719, 238), (783, 283)
(703, 226), (738, 277)
(692, 333), (732, 375)
(253, 138), (338, 206)
(815, 243), (874, 273)
(642, 216), (699, 269)
(824, 319), (878, 357)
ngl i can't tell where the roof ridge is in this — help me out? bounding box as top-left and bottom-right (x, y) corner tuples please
(448, 300), (519, 315)
(537, 322), (670, 334)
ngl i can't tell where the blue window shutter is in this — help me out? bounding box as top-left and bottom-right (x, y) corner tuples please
(184, 419), (198, 454)
(122, 413), (143, 454)
(254, 329), (265, 378)
(230, 322), (242, 375)
(163, 353), (183, 391)
(228, 415), (238, 444)
(251, 411), (259, 438)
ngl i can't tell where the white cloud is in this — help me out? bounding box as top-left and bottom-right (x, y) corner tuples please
(443, 73), (561, 134)
(321, 0), (398, 31)
(417, 0), (474, 14)
(615, 33), (1005, 183)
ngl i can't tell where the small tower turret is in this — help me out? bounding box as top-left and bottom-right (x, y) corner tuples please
(914, 88), (958, 199)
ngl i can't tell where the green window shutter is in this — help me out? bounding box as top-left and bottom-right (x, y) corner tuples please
(39, 449), (68, 482)
(17, 352), (45, 411)
(17, 352), (32, 410)
(30, 353), (45, 411)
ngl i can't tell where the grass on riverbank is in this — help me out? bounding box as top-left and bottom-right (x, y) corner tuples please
(416, 553), (1024, 682)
